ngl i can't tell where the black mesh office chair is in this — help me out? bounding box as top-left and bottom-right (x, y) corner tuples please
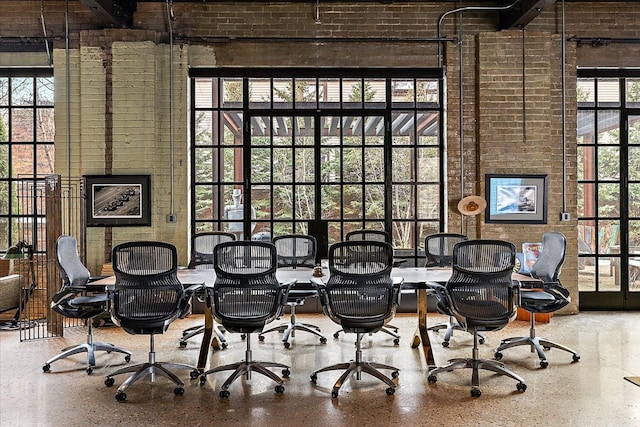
(258, 234), (327, 347)
(179, 231), (236, 349)
(427, 240), (527, 397)
(104, 241), (200, 402)
(199, 240), (294, 398)
(424, 233), (485, 347)
(310, 240), (402, 398)
(494, 232), (580, 368)
(332, 229), (400, 344)
(43, 235), (131, 375)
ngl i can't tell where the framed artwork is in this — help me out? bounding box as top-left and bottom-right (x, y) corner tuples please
(485, 174), (547, 224)
(85, 175), (151, 227)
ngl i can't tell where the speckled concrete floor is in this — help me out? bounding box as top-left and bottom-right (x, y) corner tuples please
(1, 311), (639, 427)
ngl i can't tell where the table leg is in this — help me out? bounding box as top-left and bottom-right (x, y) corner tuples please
(411, 289), (435, 368)
(197, 299), (217, 371)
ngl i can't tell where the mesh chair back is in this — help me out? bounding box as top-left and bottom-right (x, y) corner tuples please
(56, 235), (90, 288)
(325, 241), (395, 322)
(345, 229), (389, 243)
(447, 240), (517, 323)
(189, 232), (236, 269)
(111, 241), (183, 325)
(212, 241), (282, 328)
(530, 232), (566, 283)
(425, 233), (468, 267)
(273, 234), (317, 269)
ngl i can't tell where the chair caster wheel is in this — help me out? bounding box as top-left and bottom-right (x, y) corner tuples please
(282, 368), (290, 378)
(86, 367), (93, 375)
(42, 364), (50, 372)
(331, 388), (339, 398)
(540, 360), (549, 368)
(310, 373), (317, 384)
(385, 387), (395, 396)
(200, 376), (207, 385)
(442, 341), (449, 348)
(258, 335), (265, 342)
(283, 342), (290, 349)
(179, 341), (187, 348)
(391, 370), (399, 379)
(275, 385), (285, 394)
(241, 334), (246, 340)
(115, 392), (127, 402)
(221, 342), (228, 349)
(517, 382), (527, 392)
(479, 337), (485, 345)
(427, 375), (437, 384)
(174, 387), (185, 396)
(190, 369), (200, 380)
(393, 338), (400, 345)
(544, 346), (551, 351)
(124, 355), (131, 363)
(333, 332), (340, 339)
(494, 352), (503, 360)
(320, 337), (327, 344)
(105, 377), (115, 387)
(219, 390), (230, 399)
(471, 388), (482, 398)
(573, 354), (580, 362)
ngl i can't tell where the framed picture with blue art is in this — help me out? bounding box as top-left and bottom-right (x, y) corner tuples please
(485, 174), (547, 224)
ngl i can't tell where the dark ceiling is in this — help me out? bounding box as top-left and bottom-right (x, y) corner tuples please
(77, 0), (623, 30)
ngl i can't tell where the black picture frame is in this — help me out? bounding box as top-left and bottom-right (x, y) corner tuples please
(85, 175), (151, 227)
(485, 174), (547, 224)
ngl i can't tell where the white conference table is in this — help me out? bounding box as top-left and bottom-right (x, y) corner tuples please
(93, 267), (538, 371)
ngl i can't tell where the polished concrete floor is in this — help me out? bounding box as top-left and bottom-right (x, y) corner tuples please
(1, 311), (640, 427)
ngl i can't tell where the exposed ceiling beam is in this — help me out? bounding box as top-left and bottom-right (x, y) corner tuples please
(79, 0), (134, 28)
(498, 0), (557, 29)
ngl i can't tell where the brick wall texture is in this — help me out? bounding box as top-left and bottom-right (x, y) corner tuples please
(4, 1), (640, 310)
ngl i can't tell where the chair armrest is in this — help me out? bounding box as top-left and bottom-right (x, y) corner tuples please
(88, 275), (110, 283)
(310, 277), (329, 306)
(279, 279), (297, 306)
(178, 283), (205, 318)
(392, 277), (404, 305)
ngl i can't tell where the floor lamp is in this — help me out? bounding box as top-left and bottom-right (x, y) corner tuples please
(458, 195), (486, 237)
(0, 241), (37, 331)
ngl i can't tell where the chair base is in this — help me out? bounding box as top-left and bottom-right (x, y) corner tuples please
(180, 323), (227, 349)
(427, 315), (485, 347)
(105, 360), (198, 401)
(199, 334), (290, 398)
(427, 356), (527, 397)
(311, 332), (399, 398)
(259, 305), (327, 347)
(494, 314), (580, 368)
(333, 325), (400, 345)
(43, 340), (131, 375)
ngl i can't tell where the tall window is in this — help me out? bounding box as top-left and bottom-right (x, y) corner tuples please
(0, 69), (55, 252)
(190, 69), (444, 265)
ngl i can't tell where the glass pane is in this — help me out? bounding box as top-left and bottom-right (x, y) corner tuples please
(416, 184), (439, 218)
(11, 109), (33, 142)
(223, 111), (242, 145)
(577, 111), (595, 145)
(294, 185), (314, 220)
(321, 185), (340, 218)
(626, 79), (640, 108)
(598, 183), (619, 217)
(194, 78), (213, 108)
(343, 184), (362, 219)
(578, 145), (595, 181)
(597, 78), (620, 107)
(273, 78), (293, 109)
(418, 111), (439, 142)
(320, 147), (340, 183)
(294, 78), (317, 109)
(273, 184), (292, 219)
(273, 116), (292, 145)
(36, 77), (54, 106)
(252, 187), (270, 221)
(578, 256), (596, 291)
(363, 79), (385, 107)
(392, 111), (413, 145)
(364, 116), (384, 140)
(393, 184), (413, 219)
(392, 147), (412, 181)
(577, 78), (595, 106)
(194, 186), (214, 220)
(0, 145), (7, 177)
(629, 255), (640, 291)
(249, 78), (271, 108)
(273, 148), (293, 182)
(318, 78), (339, 107)
(195, 147), (214, 182)
(222, 147), (240, 182)
(296, 116), (313, 138)
(36, 145), (54, 175)
(364, 147), (383, 181)
(417, 79), (439, 105)
(579, 221), (596, 255)
(295, 147), (314, 183)
(195, 111), (213, 145)
(36, 108), (54, 142)
(0, 78), (7, 105)
(0, 108), (7, 142)
(222, 78), (243, 107)
(11, 78), (33, 106)
(12, 145), (33, 176)
(630, 184), (640, 217)
(578, 183), (596, 217)
(630, 115), (640, 145)
(417, 147), (439, 182)
(343, 147), (362, 182)
(597, 111), (619, 144)
(251, 148), (271, 183)
(250, 116), (270, 143)
(343, 79), (362, 107)
(364, 184), (384, 219)
(0, 181), (7, 214)
(392, 79), (414, 107)
(597, 146), (619, 180)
